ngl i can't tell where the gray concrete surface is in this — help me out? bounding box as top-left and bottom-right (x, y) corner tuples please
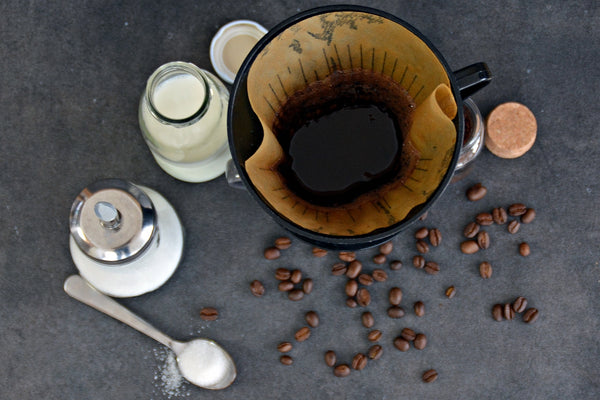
(1, 1), (598, 399)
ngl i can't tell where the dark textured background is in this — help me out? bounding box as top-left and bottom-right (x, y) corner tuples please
(1, 1), (598, 399)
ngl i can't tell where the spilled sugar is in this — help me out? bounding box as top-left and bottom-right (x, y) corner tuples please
(152, 347), (190, 398)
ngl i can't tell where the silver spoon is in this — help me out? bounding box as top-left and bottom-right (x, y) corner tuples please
(64, 275), (236, 390)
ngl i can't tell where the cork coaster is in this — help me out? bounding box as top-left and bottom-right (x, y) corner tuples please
(485, 102), (537, 158)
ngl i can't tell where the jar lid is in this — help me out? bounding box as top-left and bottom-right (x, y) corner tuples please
(485, 102), (537, 158)
(210, 20), (267, 84)
(69, 179), (156, 263)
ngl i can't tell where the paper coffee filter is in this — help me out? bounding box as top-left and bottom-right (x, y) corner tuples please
(245, 11), (457, 236)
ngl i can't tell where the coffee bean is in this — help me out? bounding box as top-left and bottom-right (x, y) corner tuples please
(415, 227), (429, 239)
(445, 286), (456, 299)
(361, 311), (375, 328)
(393, 337), (410, 352)
(277, 342), (292, 353)
(358, 273), (374, 286)
(523, 308), (539, 324)
(368, 344), (383, 360)
(352, 353), (368, 370)
(389, 287), (403, 305)
(492, 304), (503, 321)
(199, 307), (218, 321)
(390, 260), (403, 270)
(477, 231), (490, 249)
(294, 326), (311, 342)
(368, 330), (382, 342)
(460, 240), (479, 254)
(331, 262), (348, 276)
(507, 220), (520, 234)
(416, 239), (430, 254)
(274, 237), (292, 250)
(302, 278), (313, 294)
(466, 183), (487, 201)
(512, 297), (528, 313)
(424, 261), (440, 275)
(492, 207), (508, 224)
(479, 261), (493, 279)
(264, 246), (281, 260)
(339, 251), (356, 262)
(419, 211), (428, 221)
(521, 208), (536, 224)
(373, 253), (387, 265)
(250, 280), (265, 297)
(413, 255), (426, 268)
(312, 247), (327, 257)
(288, 289), (304, 301)
(429, 228), (442, 246)
(290, 269), (302, 284)
(324, 350), (337, 367)
(476, 212), (494, 226)
(508, 203), (527, 216)
(278, 280), (294, 292)
(372, 269), (388, 282)
(345, 279), (358, 297)
(387, 306), (406, 319)
(463, 222), (480, 238)
(346, 260), (363, 279)
(422, 369), (438, 383)
(333, 364), (351, 377)
(414, 333), (427, 350)
(503, 303), (515, 320)
(346, 297), (358, 308)
(280, 355), (293, 365)
(414, 301), (425, 317)
(401, 328), (416, 341)
(275, 268), (291, 281)
(356, 288), (371, 307)
(519, 242), (531, 256)
(379, 241), (394, 255)
(305, 310), (319, 328)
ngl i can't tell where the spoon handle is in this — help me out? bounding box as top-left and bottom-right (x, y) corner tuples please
(64, 275), (179, 351)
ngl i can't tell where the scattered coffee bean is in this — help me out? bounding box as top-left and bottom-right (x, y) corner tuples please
(368, 345), (383, 360)
(414, 333), (427, 350)
(356, 288), (371, 307)
(521, 208), (536, 224)
(422, 369), (438, 383)
(419, 211), (428, 221)
(372, 269), (388, 282)
(264, 246), (281, 260)
(390, 260), (403, 270)
(345, 279), (358, 297)
(275, 268), (291, 281)
(290, 269), (302, 284)
(508, 203), (527, 217)
(492, 304), (503, 321)
(460, 240), (479, 254)
(324, 350), (337, 367)
(503, 303), (515, 320)
(507, 219), (520, 234)
(305, 310), (319, 328)
(346, 297), (358, 308)
(368, 330), (382, 342)
(387, 306), (406, 319)
(379, 241), (394, 255)
(512, 297), (528, 313)
(429, 228), (442, 246)
(358, 273), (374, 286)
(416, 239), (430, 254)
(346, 260), (363, 279)
(389, 287), (403, 305)
(415, 227), (429, 239)
(466, 182), (487, 201)
(413, 255), (426, 268)
(280, 355), (293, 365)
(519, 242), (531, 256)
(274, 237), (292, 250)
(288, 289), (304, 301)
(352, 353), (368, 370)
(401, 328), (416, 341)
(463, 222), (480, 238)
(339, 251), (356, 262)
(199, 307), (218, 321)
(250, 280), (265, 297)
(477, 231), (490, 249)
(523, 307), (539, 324)
(278, 280), (294, 292)
(302, 278), (313, 294)
(393, 337), (410, 352)
(334, 364), (351, 377)
(424, 261), (440, 275)
(479, 261), (493, 279)
(492, 207), (508, 224)
(331, 262), (348, 276)
(373, 253), (387, 264)
(414, 301), (425, 317)
(294, 326), (311, 342)
(476, 212), (494, 226)
(312, 247), (327, 257)
(361, 311), (375, 328)
(277, 342), (292, 353)
(445, 286), (456, 299)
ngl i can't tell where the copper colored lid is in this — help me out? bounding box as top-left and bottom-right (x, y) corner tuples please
(485, 102), (537, 158)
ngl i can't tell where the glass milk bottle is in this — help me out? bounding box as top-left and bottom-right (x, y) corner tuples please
(139, 61), (230, 182)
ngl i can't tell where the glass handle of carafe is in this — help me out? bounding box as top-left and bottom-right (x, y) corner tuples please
(454, 62), (493, 99)
(225, 158), (246, 190)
